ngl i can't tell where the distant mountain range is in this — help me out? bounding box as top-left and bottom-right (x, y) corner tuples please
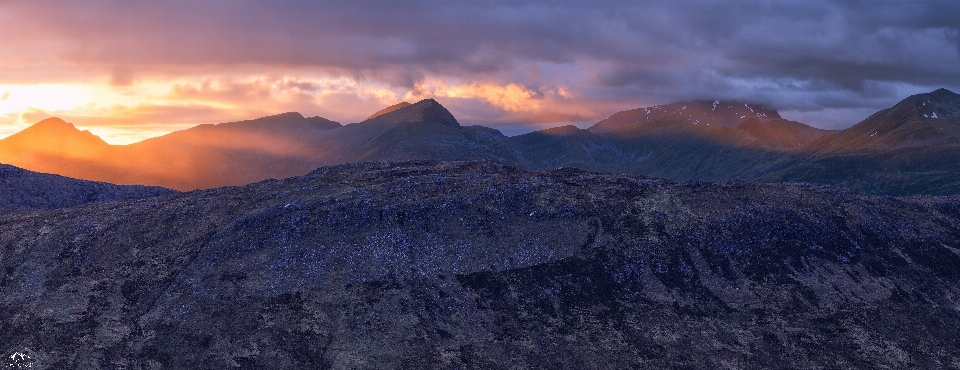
(2, 88), (958, 195)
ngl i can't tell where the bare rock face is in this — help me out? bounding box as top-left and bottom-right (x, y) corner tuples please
(2, 160), (960, 368)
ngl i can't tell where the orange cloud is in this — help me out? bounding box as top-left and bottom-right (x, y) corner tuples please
(410, 81), (542, 112)
(0, 73), (617, 145)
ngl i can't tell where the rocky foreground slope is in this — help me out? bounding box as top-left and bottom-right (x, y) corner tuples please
(0, 164), (174, 210)
(2, 161), (960, 368)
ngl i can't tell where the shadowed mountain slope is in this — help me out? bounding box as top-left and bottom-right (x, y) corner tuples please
(360, 98), (460, 128)
(761, 88), (960, 195)
(113, 112), (344, 189)
(812, 88), (960, 153)
(0, 164), (174, 210)
(737, 117), (833, 150)
(2, 161), (960, 368)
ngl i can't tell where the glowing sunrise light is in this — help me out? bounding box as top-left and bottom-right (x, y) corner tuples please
(0, 84), (94, 116)
(0, 76), (415, 144)
(410, 79), (542, 112)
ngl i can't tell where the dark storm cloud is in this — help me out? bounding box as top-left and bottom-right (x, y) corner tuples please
(2, 0), (958, 129)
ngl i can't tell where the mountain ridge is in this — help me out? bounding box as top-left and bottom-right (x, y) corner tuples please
(1, 117), (109, 155)
(367, 102), (413, 120)
(0, 163), (175, 210)
(1, 89), (958, 194)
(588, 99), (783, 133)
(811, 88), (960, 153)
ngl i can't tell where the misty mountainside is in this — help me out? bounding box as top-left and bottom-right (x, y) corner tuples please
(0, 163), (174, 211)
(0, 100), (519, 190)
(2, 89), (960, 195)
(2, 160), (960, 368)
(0, 112), (346, 190)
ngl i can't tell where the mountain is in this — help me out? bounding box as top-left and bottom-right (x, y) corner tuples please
(367, 102), (412, 120)
(761, 88), (960, 195)
(0, 112), (347, 190)
(115, 112), (344, 189)
(231, 99), (521, 171)
(0, 163), (174, 210)
(0, 117), (110, 156)
(2, 160), (959, 368)
(359, 98), (460, 128)
(0, 118), (112, 179)
(586, 100), (832, 151)
(504, 102), (829, 182)
(737, 117), (834, 150)
(588, 100), (782, 133)
(812, 88), (960, 153)
(1, 91), (959, 195)
(0, 100), (498, 190)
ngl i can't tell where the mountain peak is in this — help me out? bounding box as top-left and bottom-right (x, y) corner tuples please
(30, 117), (74, 130)
(930, 88), (958, 97)
(362, 98), (460, 128)
(10, 117), (104, 142)
(0, 117), (110, 156)
(815, 88), (960, 153)
(891, 88), (960, 122)
(589, 99), (781, 133)
(367, 102), (413, 120)
(213, 112), (341, 132)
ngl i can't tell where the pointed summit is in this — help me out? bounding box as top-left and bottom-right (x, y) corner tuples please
(901, 88), (960, 122)
(362, 98), (460, 128)
(29, 117), (75, 130)
(1, 117), (109, 154)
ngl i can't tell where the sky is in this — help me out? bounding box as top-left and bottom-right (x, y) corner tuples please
(1, 0), (959, 144)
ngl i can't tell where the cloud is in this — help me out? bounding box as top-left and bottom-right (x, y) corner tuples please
(0, 0), (958, 134)
(110, 66), (134, 86)
(410, 81), (543, 112)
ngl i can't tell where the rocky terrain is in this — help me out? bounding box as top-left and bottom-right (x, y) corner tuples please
(2, 160), (960, 368)
(0, 164), (174, 210)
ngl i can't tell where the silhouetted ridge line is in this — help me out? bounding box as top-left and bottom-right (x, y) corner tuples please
(0, 163), (175, 210)
(367, 102), (413, 120)
(2, 89), (960, 195)
(361, 98), (460, 128)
